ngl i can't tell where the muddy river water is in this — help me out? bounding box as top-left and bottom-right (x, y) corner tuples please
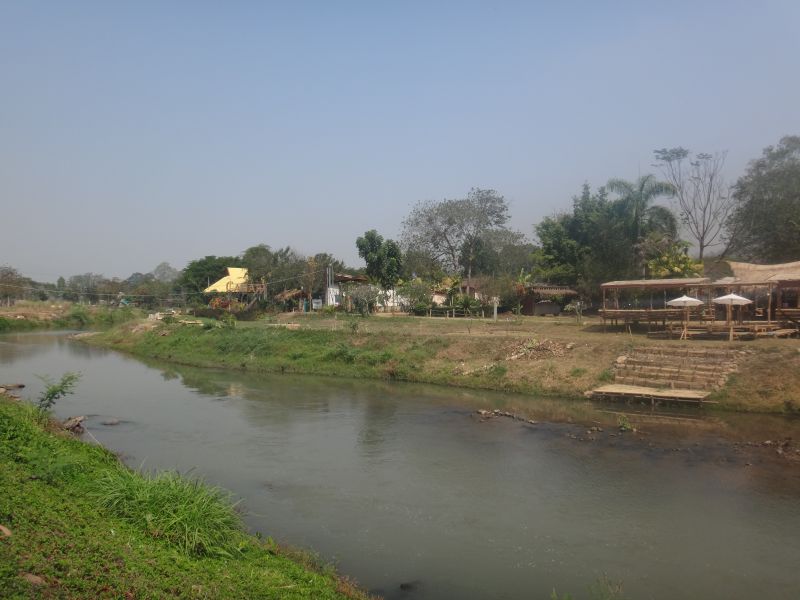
(2, 332), (799, 599)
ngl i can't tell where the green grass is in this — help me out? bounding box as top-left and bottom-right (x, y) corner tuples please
(0, 305), (140, 332)
(0, 397), (373, 599)
(97, 324), (441, 385)
(0, 315), (41, 333)
(92, 468), (244, 557)
(90, 315), (800, 414)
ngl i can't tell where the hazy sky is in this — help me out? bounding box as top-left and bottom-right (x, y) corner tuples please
(2, 1), (799, 282)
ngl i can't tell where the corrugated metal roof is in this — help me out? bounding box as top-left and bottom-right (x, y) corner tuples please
(530, 285), (578, 296)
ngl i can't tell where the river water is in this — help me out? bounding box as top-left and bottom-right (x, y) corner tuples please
(2, 332), (799, 599)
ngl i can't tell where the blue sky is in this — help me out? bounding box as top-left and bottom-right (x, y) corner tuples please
(2, 1), (799, 281)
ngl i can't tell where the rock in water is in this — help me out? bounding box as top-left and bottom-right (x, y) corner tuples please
(62, 416), (86, 433)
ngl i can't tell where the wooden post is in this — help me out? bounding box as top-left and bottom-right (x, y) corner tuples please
(728, 304), (733, 342)
(767, 283), (772, 324)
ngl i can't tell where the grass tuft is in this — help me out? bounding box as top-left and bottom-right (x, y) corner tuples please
(91, 468), (244, 557)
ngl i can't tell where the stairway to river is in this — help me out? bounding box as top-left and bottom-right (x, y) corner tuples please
(586, 346), (747, 404)
(613, 347), (745, 391)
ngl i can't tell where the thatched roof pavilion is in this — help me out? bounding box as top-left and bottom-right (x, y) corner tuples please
(599, 261), (800, 330)
(716, 261), (800, 322)
(600, 277), (711, 290)
(599, 277), (713, 328)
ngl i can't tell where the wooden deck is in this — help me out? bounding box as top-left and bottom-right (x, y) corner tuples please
(599, 308), (695, 324)
(757, 328), (799, 338)
(585, 384), (713, 404)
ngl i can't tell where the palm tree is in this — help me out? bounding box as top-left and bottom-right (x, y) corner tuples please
(607, 175), (676, 276)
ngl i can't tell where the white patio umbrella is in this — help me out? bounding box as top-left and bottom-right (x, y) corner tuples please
(666, 295), (704, 340)
(713, 293), (753, 341)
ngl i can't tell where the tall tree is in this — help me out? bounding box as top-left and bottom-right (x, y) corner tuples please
(0, 265), (25, 305)
(606, 175), (676, 275)
(726, 135), (800, 262)
(401, 188), (510, 292)
(534, 184), (630, 291)
(356, 230), (404, 306)
(66, 273), (106, 304)
(355, 231), (385, 282)
(240, 244), (275, 281)
(653, 147), (732, 260)
(176, 256), (242, 296)
(151, 262), (179, 283)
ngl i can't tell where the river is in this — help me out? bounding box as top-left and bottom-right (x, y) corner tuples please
(2, 331), (799, 599)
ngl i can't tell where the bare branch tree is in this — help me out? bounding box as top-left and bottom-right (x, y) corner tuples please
(401, 188), (510, 293)
(654, 147), (733, 260)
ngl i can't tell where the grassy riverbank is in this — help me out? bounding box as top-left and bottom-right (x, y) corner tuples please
(0, 396), (373, 599)
(90, 314), (800, 413)
(0, 301), (140, 333)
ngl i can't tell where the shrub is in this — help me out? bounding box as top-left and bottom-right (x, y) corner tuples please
(219, 312), (237, 329)
(617, 414), (634, 432)
(65, 305), (90, 327)
(325, 343), (357, 363)
(598, 368), (614, 382)
(488, 363), (508, 379)
(411, 301), (431, 316)
(36, 372), (81, 413)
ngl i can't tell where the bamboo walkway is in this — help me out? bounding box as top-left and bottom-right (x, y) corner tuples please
(585, 384), (712, 404)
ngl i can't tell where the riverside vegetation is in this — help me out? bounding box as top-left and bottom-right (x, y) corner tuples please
(0, 389), (373, 599)
(90, 312), (800, 414)
(0, 302), (140, 333)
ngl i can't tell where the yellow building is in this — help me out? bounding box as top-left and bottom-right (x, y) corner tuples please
(203, 268), (250, 293)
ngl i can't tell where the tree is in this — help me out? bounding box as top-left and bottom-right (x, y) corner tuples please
(401, 188), (510, 292)
(726, 135), (800, 262)
(355, 230), (384, 281)
(533, 184), (632, 293)
(532, 182), (681, 297)
(66, 273), (106, 304)
(646, 239), (703, 278)
(176, 256), (242, 296)
(0, 265), (25, 305)
(241, 244), (276, 281)
(300, 257), (318, 307)
(606, 175), (677, 275)
(151, 262), (179, 283)
(653, 147), (732, 261)
(356, 230), (404, 308)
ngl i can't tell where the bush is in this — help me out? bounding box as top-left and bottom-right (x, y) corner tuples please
(598, 368), (614, 382)
(411, 301), (431, 316)
(219, 312), (237, 329)
(65, 305), (90, 327)
(36, 372), (80, 413)
(325, 342), (358, 363)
